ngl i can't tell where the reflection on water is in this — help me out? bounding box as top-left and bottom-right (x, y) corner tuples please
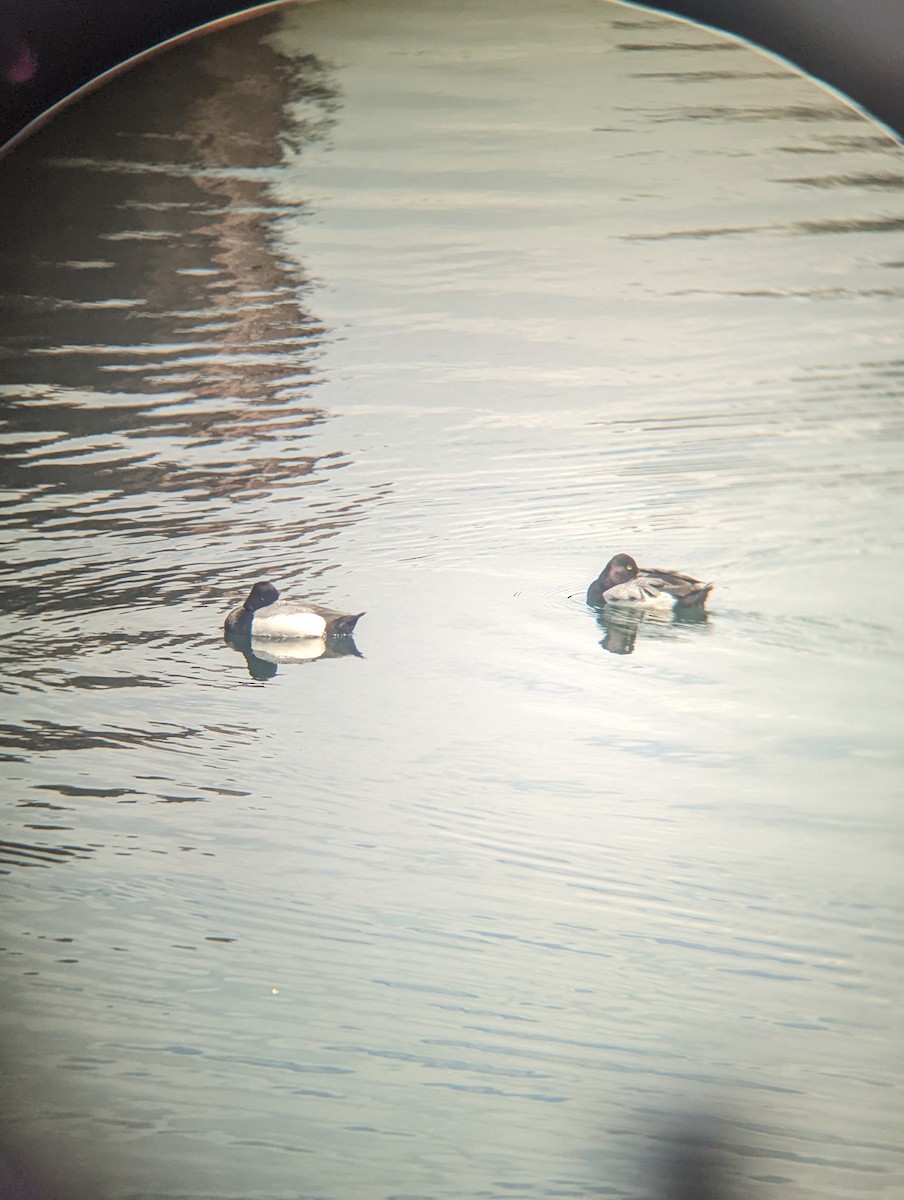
(224, 630), (363, 680)
(0, 24), (376, 625)
(591, 604), (710, 657)
(1, 2), (903, 1200)
(0, 838), (94, 872)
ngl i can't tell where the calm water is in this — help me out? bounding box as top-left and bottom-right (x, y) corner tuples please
(1, 2), (903, 1198)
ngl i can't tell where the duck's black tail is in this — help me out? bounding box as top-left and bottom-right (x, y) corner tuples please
(330, 612), (365, 636)
(676, 584), (713, 610)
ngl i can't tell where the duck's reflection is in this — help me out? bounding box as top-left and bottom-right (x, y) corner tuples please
(591, 603), (709, 655)
(224, 632), (362, 680)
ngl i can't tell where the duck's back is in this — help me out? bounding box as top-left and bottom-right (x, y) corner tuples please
(642, 568), (713, 608)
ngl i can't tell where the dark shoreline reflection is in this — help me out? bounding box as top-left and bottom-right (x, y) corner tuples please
(224, 630), (363, 680)
(0, 18), (376, 624)
(590, 602), (711, 655)
(0, 27), (369, 1199)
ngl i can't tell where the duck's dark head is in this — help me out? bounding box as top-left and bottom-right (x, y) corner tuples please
(245, 580), (279, 611)
(587, 553), (638, 606)
(599, 553), (638, 588)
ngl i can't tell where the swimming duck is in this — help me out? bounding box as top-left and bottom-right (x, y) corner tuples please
(224, 581), (365, 640)
(586, 554), (713, 610)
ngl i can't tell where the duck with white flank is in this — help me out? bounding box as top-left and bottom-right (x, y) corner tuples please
(225, 581), (364, 640)
(586, 554), (713, 611)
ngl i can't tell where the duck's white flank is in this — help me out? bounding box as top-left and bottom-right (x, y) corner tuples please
(251, 608), (328, 640)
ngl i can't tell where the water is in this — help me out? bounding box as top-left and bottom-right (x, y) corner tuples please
(1, 2), (903, 1198)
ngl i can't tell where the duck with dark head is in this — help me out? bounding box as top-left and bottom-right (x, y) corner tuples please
(587, 554), (713, 611)
(224, 581), (365, 640)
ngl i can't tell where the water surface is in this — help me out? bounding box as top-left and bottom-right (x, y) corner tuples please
(1, 2), (903, 1198)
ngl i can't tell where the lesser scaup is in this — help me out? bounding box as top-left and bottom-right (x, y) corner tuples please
(224, 581), (365, 640)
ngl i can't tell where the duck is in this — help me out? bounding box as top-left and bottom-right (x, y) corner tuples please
(224, 581), (364, 640)
(586, 553), (713, 610)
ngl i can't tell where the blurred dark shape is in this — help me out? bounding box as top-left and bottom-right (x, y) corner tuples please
(1, 38), (36, 85)
(656, 1122), (738, 1200)
(0, 0), (295, 153)
(637, 0), (904, 140)
(0, 1153), (38, 1200)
